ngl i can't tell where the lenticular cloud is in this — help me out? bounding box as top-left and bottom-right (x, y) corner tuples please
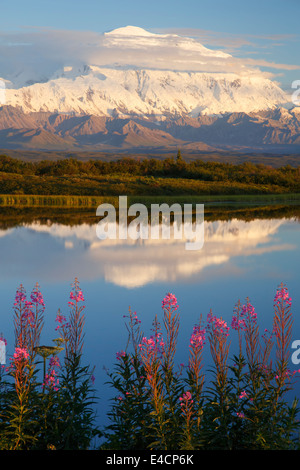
(0, 25), (275, 88)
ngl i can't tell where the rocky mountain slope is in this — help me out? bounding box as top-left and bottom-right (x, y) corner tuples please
(0, 105), (299, 153)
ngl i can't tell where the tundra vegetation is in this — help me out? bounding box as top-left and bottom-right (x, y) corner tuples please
(0, 153), (300, 197)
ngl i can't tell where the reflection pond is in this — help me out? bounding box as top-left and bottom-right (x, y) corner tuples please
(1, 203), (300, 428)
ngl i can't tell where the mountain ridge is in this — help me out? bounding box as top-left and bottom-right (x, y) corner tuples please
(0, 105), (299, 153)
(4, 68), (288, 118)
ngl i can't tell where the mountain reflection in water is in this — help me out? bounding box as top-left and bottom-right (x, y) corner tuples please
(0, 216), (297, 288)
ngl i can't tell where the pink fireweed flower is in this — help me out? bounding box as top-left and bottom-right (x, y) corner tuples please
(272, 284), (292, 343)
(190, 324), (206, 349)
(131, 311), (141, 325)
(207, 312), (230, 337)
(14, 288), (26, 306)
(43, 355), (60, 391)
(162, 293), (178, 311)
(55, 312), (70, 331)
(123, 310), (141, 325)
(181, 391), (193, 401)
(274, 285), (292, 309)
(55, 312), (66, 324)
(179, 390), (194, 423)
(49, 356), (60, 369)
(140, 337), (154, 347)
(139, 330), (165, 365)
(116, 350), (126, 361)
(179, 391), (194, 407)
(139, 332), (165, 357)
(239, 390), (248, 399)
(44, 370), (59, 391)
(232, 300), (258, 333)
(70, 290), (85, 303)
(231, 315), (246, 331)
(13, 347), (29, 362)
(21, 300), (35, 326)
(30, 290), (45, 306)
(241, 302), (257, 323)
(236, 412), (245, 418)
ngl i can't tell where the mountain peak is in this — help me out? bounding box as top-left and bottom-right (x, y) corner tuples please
(105, 26), (157, 37)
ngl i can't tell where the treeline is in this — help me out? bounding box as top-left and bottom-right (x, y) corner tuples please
(0, 153), (300, 196)
(0, 153), (299, 188)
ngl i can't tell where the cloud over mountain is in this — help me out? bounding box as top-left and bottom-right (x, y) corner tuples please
(0, 25), (292, 89)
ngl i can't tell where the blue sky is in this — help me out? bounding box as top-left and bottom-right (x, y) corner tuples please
(0, 0), (299, 35)
(0, 0), (299, 88)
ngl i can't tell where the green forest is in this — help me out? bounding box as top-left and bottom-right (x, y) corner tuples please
(0, 153), (300, 197)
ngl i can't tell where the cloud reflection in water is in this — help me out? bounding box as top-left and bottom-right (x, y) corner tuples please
(0, 217), (297, 288)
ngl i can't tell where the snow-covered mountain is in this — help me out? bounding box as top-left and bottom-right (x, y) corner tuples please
(2, 26), (289, 117)
(0, 26), (298, 153)
(4, 67), (288, 118)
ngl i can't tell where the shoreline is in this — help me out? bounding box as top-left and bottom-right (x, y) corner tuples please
(1, 193), (300, 208)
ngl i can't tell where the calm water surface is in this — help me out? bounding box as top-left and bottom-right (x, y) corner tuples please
(1, 205), (300, 428)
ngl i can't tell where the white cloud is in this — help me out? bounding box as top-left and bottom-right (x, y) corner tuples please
(0, 218), (296, 288)
(1, 25), (296, 88)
